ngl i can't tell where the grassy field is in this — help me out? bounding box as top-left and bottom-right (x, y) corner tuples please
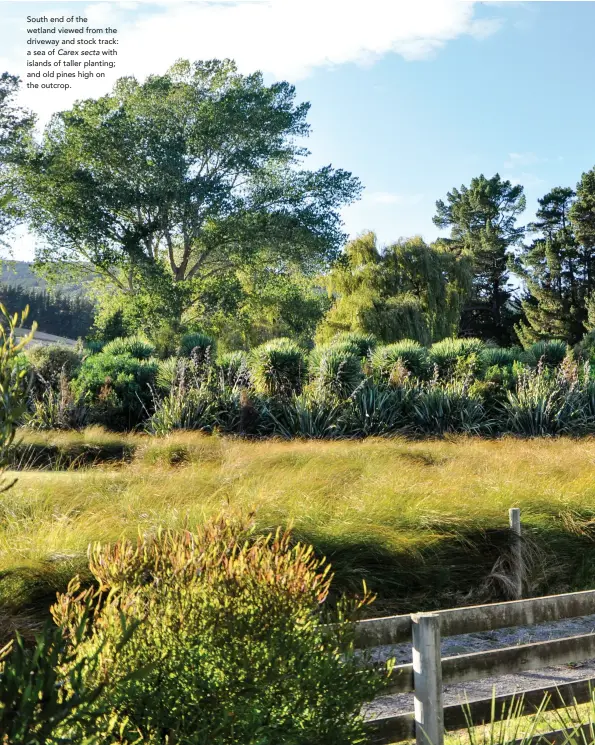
(4, 428), (595, 638)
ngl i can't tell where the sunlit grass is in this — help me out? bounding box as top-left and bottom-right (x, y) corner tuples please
(5, 430), (595, 628)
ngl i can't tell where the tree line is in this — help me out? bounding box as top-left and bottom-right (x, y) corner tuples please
(2, 63), (595, 349)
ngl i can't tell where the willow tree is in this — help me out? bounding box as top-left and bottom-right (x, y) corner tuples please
(17, 59), (360, 332)
(316, 232), (471, 345)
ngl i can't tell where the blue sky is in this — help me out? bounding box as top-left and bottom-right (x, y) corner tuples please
(1, 0), (595, 259)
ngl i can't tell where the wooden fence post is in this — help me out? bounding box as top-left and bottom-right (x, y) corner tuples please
(412, 612), (444, 745)
(509, 507), (523, 600)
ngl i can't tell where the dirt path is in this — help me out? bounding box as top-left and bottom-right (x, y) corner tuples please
(365, 613), (595, 721)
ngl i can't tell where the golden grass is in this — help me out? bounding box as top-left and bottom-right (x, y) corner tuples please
(4, 430), (595, 619)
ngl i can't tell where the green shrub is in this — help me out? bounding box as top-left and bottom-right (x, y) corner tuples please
(524, 340), (568, 368)
(309, 346), (363, 398)
(148, 386), (243, 435)
(502, 359), (588, 436)
(479, 346), (524, 370)
(177, 332), (217, 363)
(102, 335), (155, 360)
(413, 382), (489, 435)
(217, 350), (250, 388)
(0, 619), (129, 744)
(328, 332), (378, 358)
(72, 352), (157, 429)
(250, 338), (306, 397)
(429, 337), (485, 377)
(370, 340), (430, 381)
(264, 391), (345, 438)
(53, 517), (389, 744)
(26, 344), (81, 388)
(346, 384), (415, 436)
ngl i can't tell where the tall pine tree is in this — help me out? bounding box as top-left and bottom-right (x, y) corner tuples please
(515, 187), (582, 345)
(433, 173), (525, 344)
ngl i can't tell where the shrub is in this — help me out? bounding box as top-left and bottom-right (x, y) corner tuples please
(72, 352), (157, 429)
(346, 384), (415, 436)
(52, 517), (390, 744)
(148, 386), (244, 435)
(26, 344), (81, 389)
(429, 337), (485, 378)
(309, 346), (363, 398)
(524, 340), (568, 368)
(102, 335), (155, 360)
(0, 619), (130, 744)
(370, 340), (430, 381)
(479, 346), (524, 370)
(177, 332), (217, 363)
(24, 372), (89, 431)
(217, 350), (251, 388)
(413, 381), (489, 435)
(328, 331), (378, 358)
(250, 338), (306, 397)
(502, 359), (588, 436)
(264, 391), (345, 438)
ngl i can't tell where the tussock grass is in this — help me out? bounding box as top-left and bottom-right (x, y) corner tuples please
(4, 429), (595, 634)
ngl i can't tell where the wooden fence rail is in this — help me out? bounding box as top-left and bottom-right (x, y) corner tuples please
(359, 508), (595, 745)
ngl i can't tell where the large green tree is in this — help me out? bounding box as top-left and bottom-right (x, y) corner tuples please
(514, 187), (583, 345)
(433, 173), (526, 343)
(316, 232), (471, 344)
(17, 59), (360, 330)
(0, 74), (34, 245)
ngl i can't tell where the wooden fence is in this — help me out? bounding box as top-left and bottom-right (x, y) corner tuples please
(358, 509), (595, 745)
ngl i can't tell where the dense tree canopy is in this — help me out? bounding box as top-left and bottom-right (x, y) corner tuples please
(0, 74), (34, 244)
(316, 232), (471, 345)
(18, 59), (360, 329)
(434, 174), (526, 344)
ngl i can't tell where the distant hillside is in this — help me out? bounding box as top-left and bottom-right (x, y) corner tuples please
(0, 260), (86, 295)
(0, 263), (95, 339)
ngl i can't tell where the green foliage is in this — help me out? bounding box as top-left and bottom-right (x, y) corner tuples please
(370, 339), (430, 380)
(72, 352), (157, 429)
(217, 350), (250, 388)
(176, 332), (217, 376)
(250, 338), (306, 397)
(26, 344), (81, 389)
(0, 618), (130, 745)
(479, 346), (524, 370)
(20, 59), (359, 330)
(308, 346), (363, 398)
(434, 173), (526, 343)
(53, 517), (389, 744)
(0, 305), (34, 459)
(317, 232), (470, 345)
(25, 373), (89, 431)
(102, 335), (155, 360)
(0, 74), (34, 243)
(148, 385), (244, 436)
(264, 392), (345, 439)
(429, 337), (485, 377)
(413, 382), (488, 435)
(346, 384), (414, 436)
(502, 358), (587, 436)
(524, 339), (568, 367)
(327, 331), (378, 358)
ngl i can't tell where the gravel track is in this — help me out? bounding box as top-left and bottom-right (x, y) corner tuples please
(365, 613), (595, 721)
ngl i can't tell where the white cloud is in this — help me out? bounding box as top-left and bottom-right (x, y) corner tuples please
(4, 0), (502, 124)
(363, 191), (425, 206)
(507, 172), (546, 190)
(504, 151), (544, 169)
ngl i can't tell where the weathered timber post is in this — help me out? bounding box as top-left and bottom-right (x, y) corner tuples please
(509, 507), (523, 600)
(412, 612), (444, 745)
